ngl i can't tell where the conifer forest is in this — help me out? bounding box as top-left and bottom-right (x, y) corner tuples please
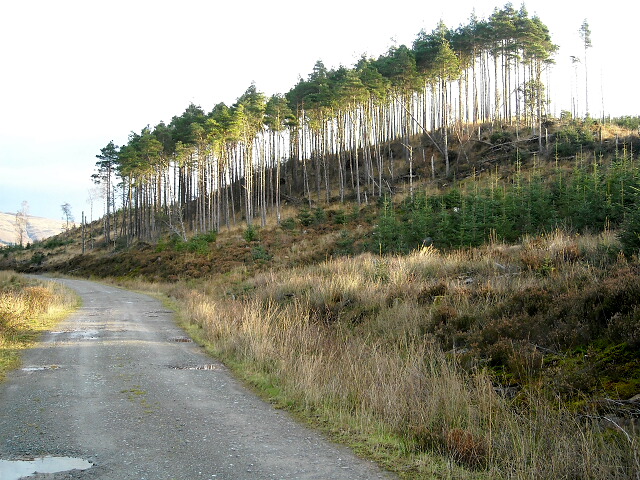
(93, 5), (562, 245)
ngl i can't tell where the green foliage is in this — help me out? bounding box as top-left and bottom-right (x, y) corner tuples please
(374, 199), (403, 254)
(30, 251), (45, 265)
(334, 230), (354, 256)
(554, 124), (595, 156)
(313, 207), (326, 224)
(297, 207), (314, 227)
(200, 231), (218, 243)
(243, 225), (260, 242)
(348, 204), (362, 222)
(619, 206), (640, 257)
(158, 231), (217, 255)
(251, 245), (272, 261)
(490, 130), (513, 145)
(280, 218), (297, 231)
(186, 232), (216, 255)
(332, 209), (347, 225)
(113, 237), (129, 252)
(185, 232), (217, 254)
(156, 235), (179, 252)
(0, 244), (26, 254)
(611, 115), (640, 130)
(373, 155), (640, 252)
(41, 237), (73, 250)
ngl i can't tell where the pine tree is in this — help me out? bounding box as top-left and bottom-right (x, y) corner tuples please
(579, 19), (592, 117)
(93, 141), (118, 246)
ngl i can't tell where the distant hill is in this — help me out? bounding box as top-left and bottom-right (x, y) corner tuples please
(0, 212), (66, 246)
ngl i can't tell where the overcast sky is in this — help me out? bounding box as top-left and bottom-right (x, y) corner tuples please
(1, 0), (638, 220)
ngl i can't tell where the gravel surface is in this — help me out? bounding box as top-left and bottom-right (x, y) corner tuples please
(0, 278), (395, 479)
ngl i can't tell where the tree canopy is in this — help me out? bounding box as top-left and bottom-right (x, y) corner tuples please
(92, 4), (559, 244)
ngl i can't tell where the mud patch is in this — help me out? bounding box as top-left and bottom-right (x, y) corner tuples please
(0, 456), (93, 479)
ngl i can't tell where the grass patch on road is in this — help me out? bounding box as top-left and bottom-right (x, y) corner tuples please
(0, 271), (80, 380)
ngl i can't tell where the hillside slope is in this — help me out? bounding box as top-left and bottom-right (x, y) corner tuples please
(0, 212), (65, 246)
(1, 119), (639, 479)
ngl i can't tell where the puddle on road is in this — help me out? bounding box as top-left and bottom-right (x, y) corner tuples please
(169, 336), (193, 343)
(21, 365), (60, 372)
(51, 329), (100, 340)
(0, 456), (93, 479)
(68, 330), (100, 340)
(171, 364), (219, 370)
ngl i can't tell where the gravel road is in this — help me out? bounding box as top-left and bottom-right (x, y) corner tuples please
(0, 278), (395, 479)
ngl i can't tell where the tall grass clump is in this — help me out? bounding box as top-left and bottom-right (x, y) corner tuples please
(0, 272), (78, 378)
(169, 231), (638, 479)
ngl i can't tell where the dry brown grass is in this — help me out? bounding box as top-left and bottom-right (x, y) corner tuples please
(114, 230), (639, 478)
(0, 271), (79, 378)
(0, 285), (52, 327)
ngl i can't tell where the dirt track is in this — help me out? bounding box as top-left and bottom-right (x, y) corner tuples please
(0, 278), (394, 479)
